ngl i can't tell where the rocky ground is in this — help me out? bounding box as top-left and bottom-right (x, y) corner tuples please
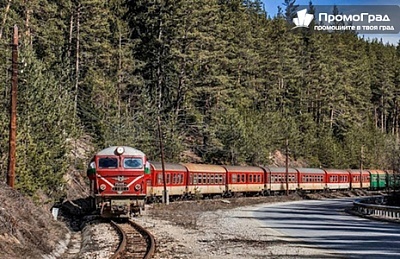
(0, 181), (376, 259)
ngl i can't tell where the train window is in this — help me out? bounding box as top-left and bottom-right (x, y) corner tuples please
(241, 175), (245, 183)
(249, 175), (253, 183)
(157, 173), (163, 185)
(99, 157), (118, 168)
(123, 158), (143, 169)
(193, 174), (197, 184)
(232, 174), (237, 183)
(258, 175), (262, 182)
(166, 174), (171, 184)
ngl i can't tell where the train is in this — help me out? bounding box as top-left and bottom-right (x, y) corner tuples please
(86, 146), (400, 218)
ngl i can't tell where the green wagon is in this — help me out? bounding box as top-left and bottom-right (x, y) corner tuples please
(368, 170), (387, 190)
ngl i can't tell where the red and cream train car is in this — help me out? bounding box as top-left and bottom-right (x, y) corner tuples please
(348, 169), (370, 189)
(224, 166), (266, 196)
(147, 162), (187, 201)
(296, 168), (326, 191)
(264, 167), (298, 194)
(184, 163), (226, 198)
(324, 169), (351, 190)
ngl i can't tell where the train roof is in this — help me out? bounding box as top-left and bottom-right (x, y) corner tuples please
(262, 167), (297, 173)
(96, 146), (145, 156)
(223, 166), (264, 173)
(368, 169), (386, 175)
(182, 163), (226, 173)
(348, 169), (370, 175)
(150, 161), (187, 172)
(385, 170), (395, 174)
(323, 169), (350, 175)
(295, 168), (325, 174)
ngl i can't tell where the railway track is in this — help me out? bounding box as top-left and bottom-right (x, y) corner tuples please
(111, 219), (156, 259)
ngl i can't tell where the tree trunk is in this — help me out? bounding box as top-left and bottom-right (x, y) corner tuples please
(0, 0), (11, 40)
(74, 4), (81, 123)
(24, 0), (32, 46)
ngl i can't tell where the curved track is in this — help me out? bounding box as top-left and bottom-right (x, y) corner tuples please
(111, 220), (155, 259)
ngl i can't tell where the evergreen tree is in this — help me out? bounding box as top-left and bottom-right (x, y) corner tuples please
(282, 0), (298, 24)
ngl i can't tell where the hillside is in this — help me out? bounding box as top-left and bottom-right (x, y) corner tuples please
(0, 182), (67, 259)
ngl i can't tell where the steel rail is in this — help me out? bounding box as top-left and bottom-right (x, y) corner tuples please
(128, 220), (156, 259)
(110, 220), (127, 259)
(110, 220), (155, 259)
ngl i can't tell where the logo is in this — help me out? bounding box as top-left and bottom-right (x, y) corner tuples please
(293, 9), (314, 28)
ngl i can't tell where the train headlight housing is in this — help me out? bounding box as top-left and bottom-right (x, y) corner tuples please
(134, 184), (141, 191)
(115, 146), (125, 155)
(100, 184), (106, 191)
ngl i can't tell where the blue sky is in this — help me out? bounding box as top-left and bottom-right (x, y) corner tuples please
(262, 0), (400, 44)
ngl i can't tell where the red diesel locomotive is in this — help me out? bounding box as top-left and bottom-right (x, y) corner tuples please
(87, 146), (151, 217)
(88, 146), (391, 218)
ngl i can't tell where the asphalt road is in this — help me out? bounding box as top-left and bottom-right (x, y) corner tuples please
(253, 198), (400, 258)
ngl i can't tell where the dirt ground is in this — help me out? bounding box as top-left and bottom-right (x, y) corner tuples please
(147, 189), (370, 229)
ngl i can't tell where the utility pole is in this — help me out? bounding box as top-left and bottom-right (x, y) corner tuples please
(157, 116), (168, 204)
(360, 145), (364, 189)
(7, 25), (18, 188)
(285, 138), (289, 196)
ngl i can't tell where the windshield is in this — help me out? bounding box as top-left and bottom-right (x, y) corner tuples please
(123, 158), (143, 169)
(98, 157), (118, 168)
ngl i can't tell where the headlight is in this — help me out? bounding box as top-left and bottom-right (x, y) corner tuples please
(116, 146), (125, 155)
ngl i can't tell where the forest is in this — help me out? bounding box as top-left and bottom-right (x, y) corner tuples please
(0, 0), (398, 200)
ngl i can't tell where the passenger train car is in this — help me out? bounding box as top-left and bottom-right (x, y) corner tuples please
(87, 146), (400, 217)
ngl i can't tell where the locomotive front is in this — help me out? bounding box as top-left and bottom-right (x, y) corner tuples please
(87, 146), (150, 217)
